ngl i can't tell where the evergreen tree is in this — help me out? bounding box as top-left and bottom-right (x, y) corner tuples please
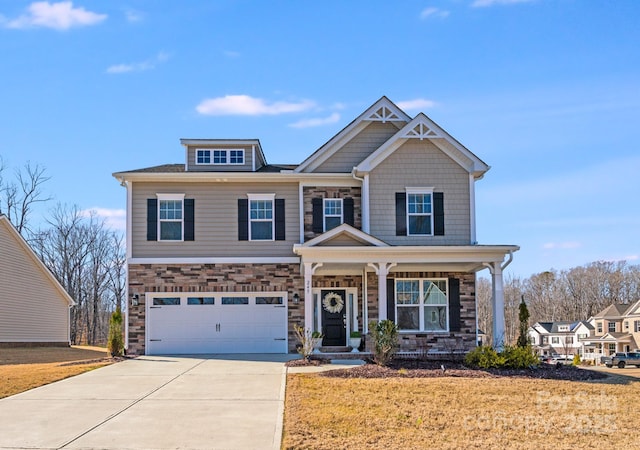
(517, 296), (530, 348)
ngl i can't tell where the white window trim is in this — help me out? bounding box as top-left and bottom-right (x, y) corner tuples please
(323, 198), (343, 232)
(247, 193), (275, 241)
(157, 193), (185, 242)
(205, 149), (245, 165)
(395, 278), (449, 333)
(195, 149), (211, 165)
(405, 187), (434, 237)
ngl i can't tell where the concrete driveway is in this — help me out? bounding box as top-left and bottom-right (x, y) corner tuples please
(0, 355), (290, 449)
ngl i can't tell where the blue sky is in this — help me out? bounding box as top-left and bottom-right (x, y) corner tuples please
(0, 0), (638, 278)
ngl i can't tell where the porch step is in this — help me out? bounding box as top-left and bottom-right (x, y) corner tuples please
(319, 346), (352, 353)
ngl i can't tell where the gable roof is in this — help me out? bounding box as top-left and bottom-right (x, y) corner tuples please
(593, 303), (629, 318)
(295, 96), (410, 173)
(298, 223), (389, 248)
(623, 299), (640, 316)
(0, 215), (75, 307)
(355, 113), (490, 179)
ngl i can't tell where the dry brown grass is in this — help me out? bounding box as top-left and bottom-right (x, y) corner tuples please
(283, 373), (640, 449)
(0, 346), (112, 399)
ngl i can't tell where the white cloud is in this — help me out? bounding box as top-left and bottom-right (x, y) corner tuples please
(4, 1), (106, 30)
(396, 98), (437, 111)
(542, 241), (582, 250)
(107, 52), (170, 74)
(124, 8), (143, 23)
(420, 7), (450, 19)
(472, 0), (534, 7)
(289, 113), (341, 129)
(196, 95), (315, 116)
(81, 208), (126, 231)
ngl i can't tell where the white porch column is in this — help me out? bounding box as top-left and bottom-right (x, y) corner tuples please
(368, 262), (396, 322)
(303, 262), (322, 331)
(484, 252), (513, 350)
(491, 263), (505, 350)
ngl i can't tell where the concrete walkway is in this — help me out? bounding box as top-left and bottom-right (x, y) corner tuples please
(0, 355), (290, 450)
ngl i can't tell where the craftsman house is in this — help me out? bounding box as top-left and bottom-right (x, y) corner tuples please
(528, 321), (593, 359)
(114, 97), (518, 355)
(580, 300), (640, 362)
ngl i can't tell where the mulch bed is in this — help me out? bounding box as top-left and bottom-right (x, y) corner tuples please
(313, 359), (608, 381)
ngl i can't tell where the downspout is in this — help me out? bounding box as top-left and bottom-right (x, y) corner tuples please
(298, 181), (304, 244)
(351, 167), (369, 233)
(124, 179), (133, 350)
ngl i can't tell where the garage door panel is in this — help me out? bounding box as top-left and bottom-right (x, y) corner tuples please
(147, 294), (287, 355)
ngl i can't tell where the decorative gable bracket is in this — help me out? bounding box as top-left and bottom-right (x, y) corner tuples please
(365, 105), (406, 123)
(401, 122), (442, 140)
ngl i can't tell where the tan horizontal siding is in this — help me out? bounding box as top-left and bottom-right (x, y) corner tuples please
(0, 220), (70, 342)
(315, 121), (400, 173)
(369, 139), (471, 245)
(132, 181), (300, 258)
(186, 145), (254, 172)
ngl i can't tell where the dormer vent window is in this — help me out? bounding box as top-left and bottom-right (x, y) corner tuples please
(195, 149), (245, 165)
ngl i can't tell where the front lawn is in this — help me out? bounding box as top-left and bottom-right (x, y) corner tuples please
(283, 366), (639, 449)
(0, 346), (113, 399)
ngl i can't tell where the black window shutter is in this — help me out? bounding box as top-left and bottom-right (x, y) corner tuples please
(343, 197), (354, 227)
(237, 199), (248, 241)
(395, 192), (407, 236)
(312, 198), (323, 233)
(147, 199), (157, 241)
(184, 199), (195, 241)
(434, 192), (445, 236)
(386, 278), (396, 323)
(449, 277), (461, 332)
(275, 199), (285, 241)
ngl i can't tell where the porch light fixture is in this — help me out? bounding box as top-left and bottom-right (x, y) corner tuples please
(293, 293), (300, 303)
(131, 293), (139, 306)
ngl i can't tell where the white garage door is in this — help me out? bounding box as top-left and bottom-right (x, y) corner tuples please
(146, 293), (288, 355)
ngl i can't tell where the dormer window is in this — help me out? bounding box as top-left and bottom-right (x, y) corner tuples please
(195, 149), (245, 165)
(196, 149), (211, 164)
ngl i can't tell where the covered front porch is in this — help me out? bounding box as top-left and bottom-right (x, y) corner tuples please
(293, 224), (519, 353)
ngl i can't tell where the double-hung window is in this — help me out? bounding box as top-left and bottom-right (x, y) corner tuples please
(407, 189), (433, 235)
(213, 150), (227, 164)
(248, 194), (274, 240)
(396, 279), (448, 331)
(608, 322), (616, 333)
(324, 199), (342, 231)
(158, 194), (184, 241)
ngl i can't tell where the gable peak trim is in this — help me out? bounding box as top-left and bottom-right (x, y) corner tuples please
(365, 105), (406, 123)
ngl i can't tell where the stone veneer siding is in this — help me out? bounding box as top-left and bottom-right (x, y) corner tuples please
(128, 264), (476, 356)
(303, 186), (362, 241)
(128, 263), (303, 355)
(364, 272), (477, 353)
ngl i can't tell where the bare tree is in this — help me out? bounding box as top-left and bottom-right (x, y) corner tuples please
(31, 204), (125, 345)
(0, 157), (51, 235)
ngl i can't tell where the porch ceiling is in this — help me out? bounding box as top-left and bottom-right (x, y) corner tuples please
(293, 244), (519, 274)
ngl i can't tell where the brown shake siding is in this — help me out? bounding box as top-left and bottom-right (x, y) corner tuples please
(369, 139), (471, 245)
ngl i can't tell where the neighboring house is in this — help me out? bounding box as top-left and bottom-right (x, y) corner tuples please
(0, 214), (75, 346)
(580, 300), (640, 362)
(528, 321), (593, 358)
(113, 96), (519, 356)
